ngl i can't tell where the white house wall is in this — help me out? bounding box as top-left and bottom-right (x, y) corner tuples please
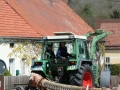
(0, 43), (31, 76)
(105, 50), (120, 64)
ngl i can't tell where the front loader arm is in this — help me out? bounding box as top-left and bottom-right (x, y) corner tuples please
(84, 29), (112, 60)
(89, 32), (111, 60)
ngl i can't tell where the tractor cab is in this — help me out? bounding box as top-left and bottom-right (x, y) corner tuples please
(31, 33), (88, 79)
(41, 35), (88, 64)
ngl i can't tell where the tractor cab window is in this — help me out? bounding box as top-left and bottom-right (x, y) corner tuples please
(65, 43), (74, 54)
(42, 41), (75, 59)
(78, 40), (89, 59)
(79, 43), (84, 54)
(56, 42), (74, 58)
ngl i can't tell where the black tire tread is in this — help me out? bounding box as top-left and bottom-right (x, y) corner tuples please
(69, 64), (95, 87)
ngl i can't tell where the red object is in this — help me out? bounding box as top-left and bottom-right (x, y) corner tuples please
(82, 72), (93, 87)
(110, 80), (112, 89)
(69, 61), (75, 65)
(0, 81), (1, 90)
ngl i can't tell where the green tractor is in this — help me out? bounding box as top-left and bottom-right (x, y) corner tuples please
(31, 29), (112, 88)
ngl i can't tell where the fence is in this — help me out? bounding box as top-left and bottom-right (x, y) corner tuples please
(0, 77), (4, 90)
(0, 76), (30, 90)
(0, 75), (119, 90)
(111, 75), (119, 87)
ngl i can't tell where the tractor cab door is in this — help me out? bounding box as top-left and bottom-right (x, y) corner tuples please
(78, 39), (89, 60)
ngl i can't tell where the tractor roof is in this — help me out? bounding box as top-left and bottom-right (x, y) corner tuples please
(42, 35), (87, 40)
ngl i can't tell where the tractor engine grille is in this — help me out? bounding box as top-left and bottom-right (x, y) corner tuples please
(50, 58), (69, 64)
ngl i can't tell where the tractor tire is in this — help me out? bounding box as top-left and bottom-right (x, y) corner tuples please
(16, 86), (24, 90)
(69, 64), (95, 87)
(100, 70), (112, 88)
(25, 86), (39, 90)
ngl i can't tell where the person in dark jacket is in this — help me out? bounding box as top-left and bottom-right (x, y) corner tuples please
(56, 42), (72, 59)
(45, 45), (55, 58)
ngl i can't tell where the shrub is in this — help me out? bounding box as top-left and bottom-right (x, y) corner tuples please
(110, 64), (120, 75)
(0, 69), (12, 76)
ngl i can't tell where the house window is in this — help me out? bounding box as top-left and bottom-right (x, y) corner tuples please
(21, 59), (25, 75)
(10, 43), (14, 48)
(9, 58), (15, 75)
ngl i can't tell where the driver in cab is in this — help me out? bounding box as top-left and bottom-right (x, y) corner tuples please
(56, 42), (73, 59)
(45, 45), (55, 58)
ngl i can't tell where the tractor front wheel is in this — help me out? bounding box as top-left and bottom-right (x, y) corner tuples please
(69, 64), (95, 87)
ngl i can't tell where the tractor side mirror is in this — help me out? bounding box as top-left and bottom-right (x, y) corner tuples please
(0, 59), (6, 75)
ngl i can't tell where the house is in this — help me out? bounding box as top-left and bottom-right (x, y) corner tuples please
(0, 0), (41, 76)
(0, 0), (94, 76)
(96, 19), (120, 64)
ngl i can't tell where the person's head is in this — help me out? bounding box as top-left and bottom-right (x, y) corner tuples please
(48, 45), (52, 50)
(60, 42), (66, 47)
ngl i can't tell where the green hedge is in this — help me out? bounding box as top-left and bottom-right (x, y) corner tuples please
(110, 64), (120, 75)
(0, 69), (12, 76)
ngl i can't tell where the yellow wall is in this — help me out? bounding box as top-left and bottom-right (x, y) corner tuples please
(105, 50), (120, 64)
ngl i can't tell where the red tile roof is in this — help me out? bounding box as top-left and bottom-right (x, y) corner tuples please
(96, 19), (120, 49)
(5, 0), (94, 37)
(0, 0), (40, 38)
(62, 0), (69, 4)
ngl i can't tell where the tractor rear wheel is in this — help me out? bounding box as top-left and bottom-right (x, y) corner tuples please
(69, 64), (95, 87)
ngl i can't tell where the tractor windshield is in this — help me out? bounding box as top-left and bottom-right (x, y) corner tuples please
(41, 40), (75, 59)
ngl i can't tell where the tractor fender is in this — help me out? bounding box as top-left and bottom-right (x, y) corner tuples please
(77, 60), (93, 69)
